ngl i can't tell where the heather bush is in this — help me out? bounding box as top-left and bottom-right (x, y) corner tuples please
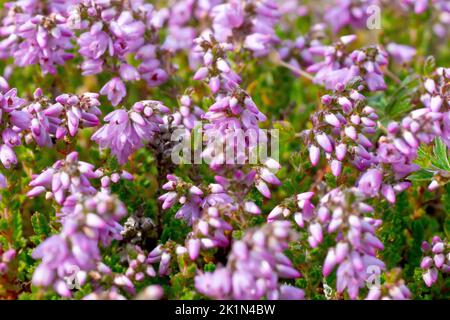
(0, 0), (449, 300)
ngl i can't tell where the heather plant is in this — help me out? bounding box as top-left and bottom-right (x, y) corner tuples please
(0, 0), (448, 301)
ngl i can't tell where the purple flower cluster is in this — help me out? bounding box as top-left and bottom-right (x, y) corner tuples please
(269, 187), (387, 299)
(193, 33), (269, 170)
(187, 203), (235, 257)
(20, 88), (101, 147)
(323, 0), (379, 33)
(277, 30), (323, 76)
(0, 247), (16, 275)
(0, 0), (75, 74)
(355, 67), (450, 202)
(366, 268), (411, 300)
(307, 35), (388, 91)
(70, 0), (169, 105)
(92, 100), (169, 164)
(32, 190), (127, 297)
(124, 245), (157, 282)
(0, 87), (28, 170)
(27, 151), (97, 204)
(170, 94), (205, 130)
(193, 33), (241, 92)
(302, 88), (378, 176)
(195, 221), (304, 300)
(211, 0), (280, 56)
(420, 236), (449, 287)
(161, 0), (219, 63)
(146, 242), (186, 277)
(159, 174), (205, 225)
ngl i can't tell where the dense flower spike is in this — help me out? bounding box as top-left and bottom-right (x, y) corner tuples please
(0, 87), (27, 169)
(158, 174), (204, 225)
(365, 268), (411, 300)
(195, 221), (303, 300)
(355, 67), (450, 202)
(27, 151), (97, 204)
(211, 0), (280, 56)
(69, 0), (170, 105)
(20, 88), (101, 147)
(32, 191), (127, 297)
(307, 35), (388, 91)
(0, 1), (75, 74)
(269, 187), (387, 299)
(0, 0), (448, 302)
(420, 236), (449, 287)
(323, 0), (379, 33)
(92, 100), (169, 164)
(302, 87), (378, 176)
(193, 32), (270, 172)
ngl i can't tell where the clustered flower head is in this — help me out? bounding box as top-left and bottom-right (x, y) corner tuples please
(158, 174), (205, 225)
(0, 0), (449, 302)
(193, 32), (269, 171)
(323, 0), (379, 33)
(0, 87), (28, 169)
(69, 0), (171, 105)
(302, 85), (378, 176)
(20, 88), (101, 147)
(307, 35), (388, 91)
(365, 268), (411, 300)
(0, 0), (75, 74)
(211, 0), (280, 56)
(355, 67), (450, 202)
(171, 94), (205, 130)
(123, 245), (157, 282)
(420, 236), (449, 287)
(92, 100), (169, 164)
(277, 27), (324, 76)
(195, 221), (304, 300)
(146, 241), (190, 277)
(27, 151), (98, 204)
(269, 187), (386, 299)
(0, 247), (16, 275)
(32, 190), (127, 297)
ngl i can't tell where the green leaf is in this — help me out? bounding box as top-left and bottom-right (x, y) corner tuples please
(431, 138), (450, 171)
(31, 212), (50, 241)
(12, 210), (26, 249)
(383, 75), (418, 119)
(423, 56), (436, 76)
(444, 218), (450, 239)
(408, 169), (434, 181)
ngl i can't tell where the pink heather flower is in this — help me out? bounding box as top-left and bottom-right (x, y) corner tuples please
(357, 169), (383, 197)
(195, 221), (303, 300)
(386, 43), (417, 64)
(32, 191), (127, 297)
(303, 88), (378, 175)
(100, 78), (127, 107)
(324, 0), (380, 33)
(0, 5), (74, 74)
(269, 187), (385, 299)
(71, 1), (169, 103)
(45, 93), (101, 139)
(307, 36), (388, 91)
(92, 100), (169, 164)
(420, 236), (449, 287)
(27, 151), (98, 205)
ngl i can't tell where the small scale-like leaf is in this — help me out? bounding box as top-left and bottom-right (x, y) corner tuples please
(407, 169), (434, 181)
(431, 138), (450, 171)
